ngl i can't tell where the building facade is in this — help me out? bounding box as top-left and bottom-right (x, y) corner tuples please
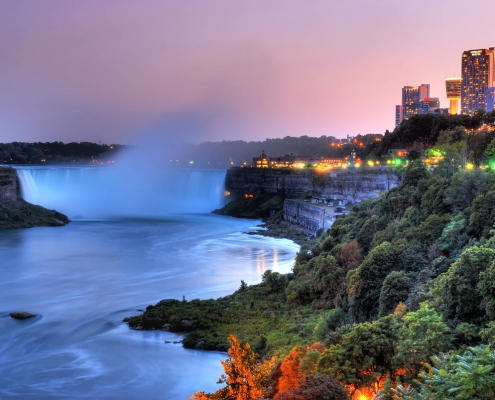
(402, 84), (430, 120)
(486, 87), (495, 112)
(461, 48), (495, 115)
(445, 77), (462, 114)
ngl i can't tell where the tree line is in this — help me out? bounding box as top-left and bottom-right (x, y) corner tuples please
(0, 141), (128, 164)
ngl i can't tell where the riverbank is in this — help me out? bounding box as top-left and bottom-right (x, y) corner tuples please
(125, 197), (320, 353)
(0, 199), (69, 230)
(213, 194), (317, 245)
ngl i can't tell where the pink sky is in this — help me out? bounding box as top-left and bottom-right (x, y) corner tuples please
(0, 0), (494, 144)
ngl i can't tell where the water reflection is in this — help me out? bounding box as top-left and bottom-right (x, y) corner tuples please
(0, 215), (299, 398)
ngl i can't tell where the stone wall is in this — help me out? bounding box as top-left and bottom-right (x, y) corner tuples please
(0, 167), (19, 204)
(284, 200), (335, 232)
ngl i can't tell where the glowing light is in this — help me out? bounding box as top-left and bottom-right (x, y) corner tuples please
(189, 161), (194, 164)
(367, 160), (374, 167)
(466, 162), (474, 170)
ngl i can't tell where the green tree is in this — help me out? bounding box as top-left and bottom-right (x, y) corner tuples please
(379, 271), (412, 317)
(317, 315), (401, 390)
(418, 345), (495, 400)
(477, 259), (495, 319)
(393, 303), (453, 379)
(437, 246), (495, 324)
(484, 138), (495, 166)
(348, 242), (398, 321)
(311, 254), (346, 305)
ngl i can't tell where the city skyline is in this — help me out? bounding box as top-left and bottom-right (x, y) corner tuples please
(1, 1), (495, 144)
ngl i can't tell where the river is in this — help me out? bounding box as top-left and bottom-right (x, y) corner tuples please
(0, 167), (299, 399)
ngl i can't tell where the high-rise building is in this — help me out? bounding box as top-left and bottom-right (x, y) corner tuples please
(486, 87), (495, 112)
(461, 48), (495, 115)
(402, 84), (430, 120)
(445, 77), (462, 114)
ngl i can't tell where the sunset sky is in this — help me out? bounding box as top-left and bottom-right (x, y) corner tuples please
(0, 0), (494, 144)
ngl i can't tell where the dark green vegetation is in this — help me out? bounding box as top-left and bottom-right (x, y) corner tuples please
(133, 113), (495, 398)
(213, 194), (284, 220)
(128, 272), (321, 354)
(363, 109), (495, 161)
(0, 199), (69, 229)
(0, 141), (127, 164)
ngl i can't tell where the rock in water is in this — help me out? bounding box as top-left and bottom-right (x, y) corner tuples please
(10, 311), (36, 319)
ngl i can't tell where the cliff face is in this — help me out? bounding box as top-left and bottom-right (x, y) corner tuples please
(226, 167), (400, 203)
(0, 167), (20, 204)
(0, 167), (69, 230)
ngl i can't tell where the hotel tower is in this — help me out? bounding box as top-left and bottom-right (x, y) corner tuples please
(445, 77), (462, 115)
(461, 48), (495, 115)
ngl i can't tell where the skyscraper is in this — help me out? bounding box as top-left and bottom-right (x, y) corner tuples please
(445, 77), (462, 114)
(486, 87), (495, 112)
(461, 48), (495, 115)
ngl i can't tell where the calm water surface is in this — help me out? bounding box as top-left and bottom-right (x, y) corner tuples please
(0, 215), (298, 399)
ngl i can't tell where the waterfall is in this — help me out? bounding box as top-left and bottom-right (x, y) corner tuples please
(15, 166), (227, 218)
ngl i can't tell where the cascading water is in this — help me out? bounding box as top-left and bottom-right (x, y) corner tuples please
(15, 166), (227, 218)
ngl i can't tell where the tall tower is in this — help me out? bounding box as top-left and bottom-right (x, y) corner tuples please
(461, 48), (495, 115)
(445, 77), (462, 114)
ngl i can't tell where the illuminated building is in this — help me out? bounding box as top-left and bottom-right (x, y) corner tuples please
(409, 101), (429, 115)
(401, 84), (430, 119)
(253, 150), (270, 168)
(445, 77), (462, 114)
(425, 97), (440, 110)
(461, 48), (495, 115)
(486, 87), (495, 112)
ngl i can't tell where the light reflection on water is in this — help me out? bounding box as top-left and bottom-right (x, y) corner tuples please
(0, 214), (298, 399)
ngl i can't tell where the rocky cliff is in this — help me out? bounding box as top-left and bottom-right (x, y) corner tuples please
(225, 167), (400, 203)
(0, 166), (69, 229)
(0, 167), (20, 204)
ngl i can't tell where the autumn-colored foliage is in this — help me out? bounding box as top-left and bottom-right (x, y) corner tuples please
(339, 240), (362, 271)
(276, 374), (350, 400)
(276, 347), (304, 395)
(275, 343), (326, 398)
(189, 335), (273, 400)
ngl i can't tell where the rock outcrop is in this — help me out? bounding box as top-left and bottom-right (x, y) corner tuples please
(0, 167), (20, 204)
(0, 167), (69, 230)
